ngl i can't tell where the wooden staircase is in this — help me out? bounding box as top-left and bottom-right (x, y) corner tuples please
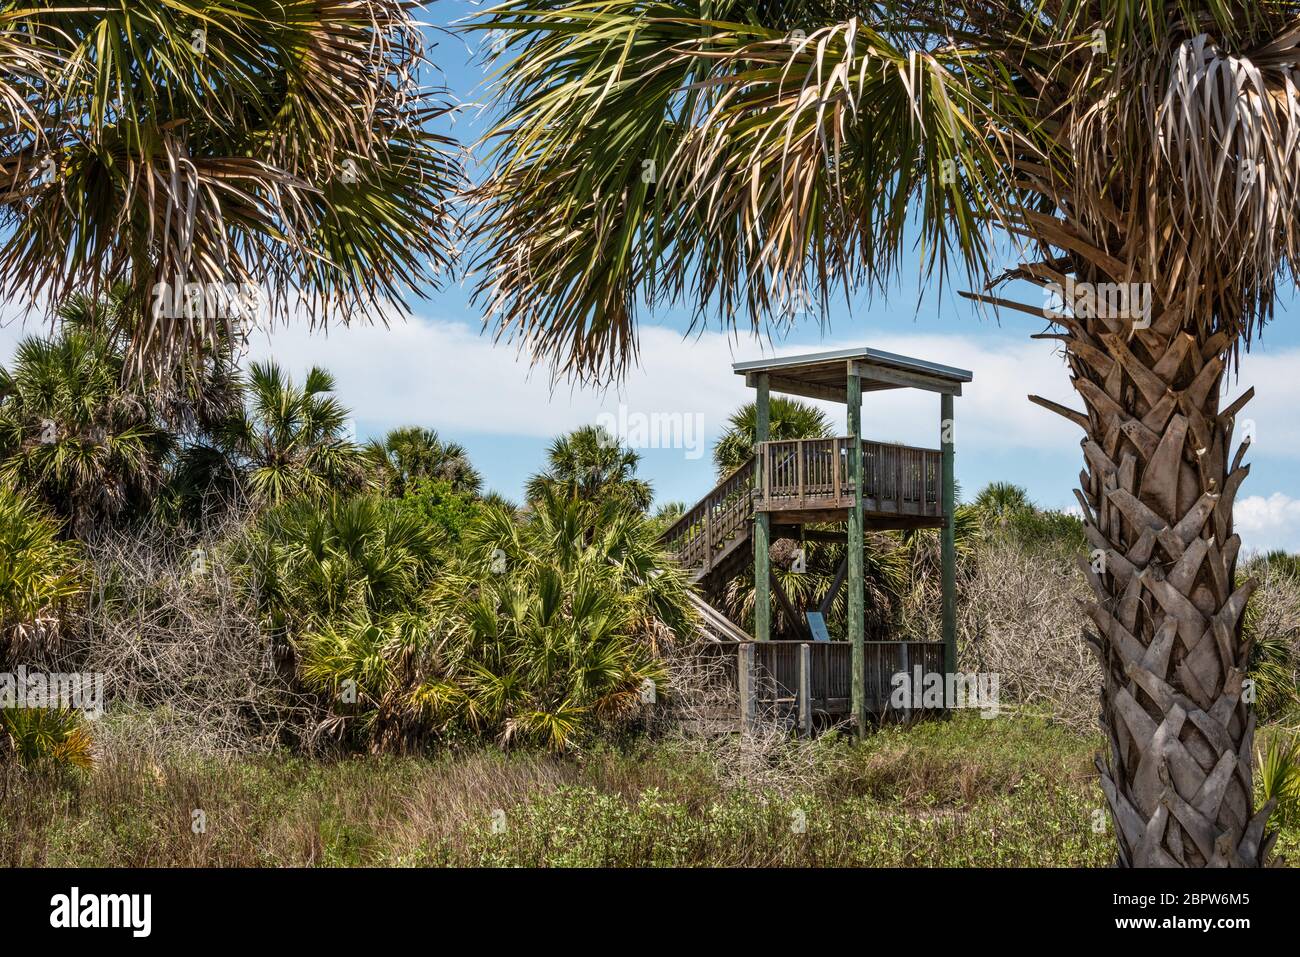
(660, 457), (757, 589)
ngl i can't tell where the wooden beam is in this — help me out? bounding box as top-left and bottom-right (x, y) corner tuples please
(754, 373), (772, 643)
(847, 365), (866, 738)
(770, 569), (808, 641)
(850, 360), (963, 396)
(747, 371), (847, 404)
(773, 526), (847, 543)
(941, 393), (957, 677)
(820, 553), (849, 616)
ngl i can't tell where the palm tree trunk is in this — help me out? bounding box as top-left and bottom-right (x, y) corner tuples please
(1041, 293), (1276, 867)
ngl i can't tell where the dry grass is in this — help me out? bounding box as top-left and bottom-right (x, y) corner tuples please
(0, 714), (1103, 867)
(4, 712), (1296, 867)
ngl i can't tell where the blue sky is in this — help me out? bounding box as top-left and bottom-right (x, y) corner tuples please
(3, 1), (1300, 550)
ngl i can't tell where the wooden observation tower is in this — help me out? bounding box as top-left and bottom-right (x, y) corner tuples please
(662, 347), (973, 735)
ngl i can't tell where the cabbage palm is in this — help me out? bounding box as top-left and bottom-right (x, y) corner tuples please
(525, 425), (653, 512)
(0, 0), (462, 378)
(365, 426), (483, 497)
(202, 361), (368, 506)
(0, 311), (171, 534)
(471, 0), (1296, 865)
(972, 483), (1033, 524)
(712, 396), (831, 478)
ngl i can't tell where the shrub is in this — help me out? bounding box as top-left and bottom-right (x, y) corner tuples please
(0, 483), (81, 664)
(1242, 552), (1300, 719)
(428, 489), (694, 752)
(0, 707), (93, 771)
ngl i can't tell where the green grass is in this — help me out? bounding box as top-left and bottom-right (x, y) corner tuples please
(1, 714), (1295, 867)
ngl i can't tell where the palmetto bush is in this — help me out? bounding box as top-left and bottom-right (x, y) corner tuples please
(243, 489), (693, 753)
(0, 483), (90, 771)
(0, 483), (81, 664)
(1241, 552), (1300, 720)
(241, 495), (443, 647)
(0, 707), (93, 772)
(428, 490), (694, 752)
(239, 494), (445, 750)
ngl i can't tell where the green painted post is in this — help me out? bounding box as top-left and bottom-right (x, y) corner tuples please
(753, 373), (771, 642)
(847, 368), (865, 738)
(941, 393), (957, 678)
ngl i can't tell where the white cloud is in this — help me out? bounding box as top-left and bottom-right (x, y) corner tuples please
(224, 315), (1084, 456)
(1233, 493), (1300, 552)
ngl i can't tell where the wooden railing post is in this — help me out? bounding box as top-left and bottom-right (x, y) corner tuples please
(796, 441), (806, 507)
(832, 438), (842, 504)
(739, 642), (756, 729)
(847, 370), (866, 738)
(941, 393), (957, 677)
(894, 445), (904, 512)
(798, 643), (812, 737)
(703, 499), (714, 572)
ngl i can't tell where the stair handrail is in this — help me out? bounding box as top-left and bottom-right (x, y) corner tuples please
(659, 456), (756, 554)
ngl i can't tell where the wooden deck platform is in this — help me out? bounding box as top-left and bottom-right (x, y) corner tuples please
(660, 437), (946, 584)
(754, 437), (943, 526)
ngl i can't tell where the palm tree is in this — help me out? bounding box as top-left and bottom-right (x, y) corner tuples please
(526, 425), (653, 512)
(470, 1), (1293, 866)
(712, 397), (831, 477)
(0, 312), (172, 535)
(0, 1), (462, 378)
(972, 482), (1034, 527)
(365, 426), (483, 496)
(192, 361), (368, 507)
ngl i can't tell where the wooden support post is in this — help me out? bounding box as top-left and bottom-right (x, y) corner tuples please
(754, 374), (772, 642)
(941, 393), (957, 678)
(847, 366), (866, 738)
(898, 641), (911, 723)
(738, 642), (756, 729)
(799, 643), (812, 737)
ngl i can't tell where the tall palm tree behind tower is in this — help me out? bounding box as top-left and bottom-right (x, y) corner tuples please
(469, 1), (1300, 866)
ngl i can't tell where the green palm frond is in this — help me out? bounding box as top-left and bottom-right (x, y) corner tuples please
(0, 707), (94, 771)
